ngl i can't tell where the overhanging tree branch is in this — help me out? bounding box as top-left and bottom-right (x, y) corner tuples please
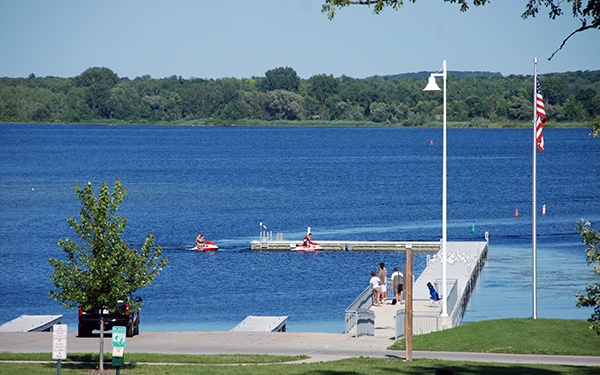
(323, 0), (599, 58)
(548, 20), (600, 60)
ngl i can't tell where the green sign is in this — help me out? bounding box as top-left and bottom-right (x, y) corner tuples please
(112, 326), (126, 348)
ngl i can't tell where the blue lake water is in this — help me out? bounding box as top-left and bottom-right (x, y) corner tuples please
(0, 124), (598, 332)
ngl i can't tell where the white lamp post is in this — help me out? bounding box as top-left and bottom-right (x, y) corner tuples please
(423, 60), (448, 317)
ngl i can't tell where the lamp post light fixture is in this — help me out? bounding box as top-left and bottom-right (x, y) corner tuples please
(423, 60), (448, 317)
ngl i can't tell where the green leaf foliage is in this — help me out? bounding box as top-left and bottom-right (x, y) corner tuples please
(576, 219), (600, 334)
(49, 179), (168, 313)
(1, 67), (600, 127)
(321, 1), (600, 58)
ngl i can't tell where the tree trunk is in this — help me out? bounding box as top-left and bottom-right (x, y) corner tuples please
(99, 316), (104, 372)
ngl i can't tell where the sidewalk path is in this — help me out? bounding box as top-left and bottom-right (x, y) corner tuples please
(1, 331), (599, 367)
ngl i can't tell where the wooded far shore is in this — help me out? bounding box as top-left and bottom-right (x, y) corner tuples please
(1, 66), (598, 128)
(1, 120), (593, 129)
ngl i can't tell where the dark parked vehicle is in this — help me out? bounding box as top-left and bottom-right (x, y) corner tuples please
(78, 297), (142, 337)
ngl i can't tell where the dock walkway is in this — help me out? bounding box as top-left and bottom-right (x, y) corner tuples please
(350, 240), (488, 339)
(250, 240), (441, 252)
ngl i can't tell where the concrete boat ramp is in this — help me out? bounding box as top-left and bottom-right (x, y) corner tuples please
(0, 315), (63, 333)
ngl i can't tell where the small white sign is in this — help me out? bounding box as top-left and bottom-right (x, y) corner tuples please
(52, 324), (67, 360)
(112, 346), (124, 357)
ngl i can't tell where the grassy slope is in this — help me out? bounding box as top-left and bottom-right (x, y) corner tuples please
(390, 318), (600, 356)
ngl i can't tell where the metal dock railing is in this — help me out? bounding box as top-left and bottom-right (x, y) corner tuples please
(346, 238), (489, 339)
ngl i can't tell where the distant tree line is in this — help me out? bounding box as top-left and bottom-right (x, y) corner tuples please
(0, 66), (599, 126)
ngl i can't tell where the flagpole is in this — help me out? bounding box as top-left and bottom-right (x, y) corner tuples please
(532, 58), (538, 320)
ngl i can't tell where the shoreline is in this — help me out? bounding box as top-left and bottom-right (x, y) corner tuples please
(0, 120), (593, 129)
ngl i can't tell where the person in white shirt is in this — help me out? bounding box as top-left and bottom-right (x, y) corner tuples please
(391, 267), (404, 304)
(369, 270), (382, 306)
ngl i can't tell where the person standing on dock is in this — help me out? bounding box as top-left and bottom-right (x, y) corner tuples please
(369, 270), (382, 306)
(391, 267), (404, 304)
(379, 263), (387, 304)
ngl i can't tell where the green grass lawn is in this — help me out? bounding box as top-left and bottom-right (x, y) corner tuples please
(0, 358), (597, 375)
(390, 318), (600, 356)
(0, 318), (598, 374)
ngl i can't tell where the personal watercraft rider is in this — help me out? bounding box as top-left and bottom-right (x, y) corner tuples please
(195, 233), (205, 248)
(303, 232), (316, 246)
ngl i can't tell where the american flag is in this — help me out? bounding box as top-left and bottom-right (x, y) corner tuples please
(535, 79), (546, 152)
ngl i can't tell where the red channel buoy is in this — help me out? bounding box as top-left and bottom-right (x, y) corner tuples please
(514, 209), (519, 218)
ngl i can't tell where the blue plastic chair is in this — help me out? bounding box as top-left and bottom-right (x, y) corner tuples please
(427, 282), (442, 307)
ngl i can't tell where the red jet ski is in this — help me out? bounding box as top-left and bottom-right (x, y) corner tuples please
(292, 230), (322, 252)
(292, 242), (323, 252)
(193, 241), (218, 252)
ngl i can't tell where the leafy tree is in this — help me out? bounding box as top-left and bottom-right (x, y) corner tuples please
(306, 74), (340, 119)
(49, 180), (168, 371)
(321, 0), (600, 59)
(74, 67), (119, 88)
(575, 124), (600, 334)
(370, 101), (401, 123)
(307, 74), (339, 104)
(64, 87), (92, 122)
(140, 95), (171, 121)
(334, 101), (366, 121)
(593, 117), (600, 137)
(403, 111), (425, 127)
(464, 95), (486, 118)
(448, 100), (470, 121)
(177, 78), (214, 119)
(542, 76), (570, 105)
(105, 83), (140, 120)
(507, 96), (532, 121)
(576, 88), (599, 117)
(265, 90), (306, 120)
(242, 91), (269, 119)
(563, 96), (589, 120)
(260, 67), (300, 92)
(139, 93), (182, 121)
(591, 94), (600, 119)
(31, 104), (50, 122)
(212, 77), (243, 119)
(74, 67), (120, 118)
(576, 220), (600, 334)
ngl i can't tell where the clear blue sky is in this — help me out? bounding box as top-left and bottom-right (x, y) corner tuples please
(1, 0), (598, 79)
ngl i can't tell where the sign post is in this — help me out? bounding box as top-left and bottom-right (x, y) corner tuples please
(111, 326), (126, 374)
(52, 324), (67, 375)
(404, 244), (413, 361)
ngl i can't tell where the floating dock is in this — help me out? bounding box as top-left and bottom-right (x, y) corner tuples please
(250, 240), (441, 252)
(0, 315), (63, 332)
